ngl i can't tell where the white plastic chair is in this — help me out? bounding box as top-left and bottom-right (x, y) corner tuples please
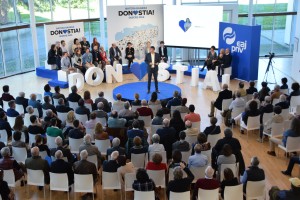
(162, 114), (170, 120)
(102, 172), (122, 200)
(12, 147), (27, 164)
(262, 112), (273, 126)
(2, 101), (9, 111)
(224, 184), (243, 200)
(3, 169), (17, 188)
(283, 119), (292, 131)
(246, 180), (266, 200)
(0, 129), (8, 145)
(191, 121), (201, 132)
(12, 131), (26, 143)
(95, 139), (111, 156)
(281, 108), (290, 120)
(201, 149), (212, 165)
(33, 108), (39, 117)
(231, 106), (245, 119)
(216, 98), (233, 116)
(181, 150), (191, 164)
(69, 138), (83, 154)
(290, 96), (300, 112)
(50, 173), (70, 200)
(207, 133), (222, 147)
(146, 170), (165, 188)
(124, 173), (136, 200)
(169, 191), (190, 200)
(278, 136), (300, 157)
(27, 169), (46, 199)
(190, 166), (207, 183)
(280, 89), (289, 95)
(39, 151), (48, 160)
(74, 174), (95, 200)
(131, 153), (148, 168)
(149, 105), (161, 116)
(220, 163), (239, 181)
(149, 151), (167, 164)
(134, 190), (155, 200)
(84, 103), (93, 112)
(86, 128), (95, 141)
(185, 135), (197, 145)
(28, 133), (36, 147)
(42, 109), (47, 118)
(57, 112), (68, 123)
(68, 101), (78, 111)
(53, 98), (59, 107)
(75, 113), (88, 124)
(112, 104), (124, 113)
(96, 117), (107, 127)
(170, 106), (178, 117)
(240, 115), (260, 141)
(138, 115), (152, 127)
(263, 122), (284, 138)
(87, 155), (98, 169)
(46, 135), (57, 149)
(272, 98), (280, 105)
(198, 188), (219, 200)
(7, 116), (16, 128)
(131, 105), (141, 112)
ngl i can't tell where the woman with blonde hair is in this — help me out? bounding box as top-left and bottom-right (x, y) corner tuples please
(94, 122), (109, 140)
(66, 111), (76, 127)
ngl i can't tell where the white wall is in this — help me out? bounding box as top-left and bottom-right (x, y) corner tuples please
(291, 1), (300, 82)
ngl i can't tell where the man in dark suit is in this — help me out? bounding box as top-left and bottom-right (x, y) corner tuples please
(158, 41), (168, 63)
(145, 46), (160, 94)
(68, 120), (85, 139)
(109, 43), (122, 66)
(67, 86), (82, 103)
(75, 99), (90, 120)
(80, 36), (90, 53)
(102, 151), (120, 172)
(15, 92), (28, 112)
(50, 150), (74, 186)
(42, 96), (57, 115)
(218, 48), (232, 76)
(125, 42), (135, 69)
(208, 84), (232, 117)
(0, 111), (12, 139)
(167, 91), (182, 109)
(106, 138), (126, 159)
(56, 98), (73, 113)
(50, 136), (74, 163)
(94, 91), (111, 113)
(156, 119), (177, 159)
(73, 150), (98, 184)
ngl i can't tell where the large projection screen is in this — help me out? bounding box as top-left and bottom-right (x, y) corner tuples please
(163, 5), (223, 49)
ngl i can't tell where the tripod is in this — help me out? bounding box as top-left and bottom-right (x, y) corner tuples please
(263, 56), (277, 84)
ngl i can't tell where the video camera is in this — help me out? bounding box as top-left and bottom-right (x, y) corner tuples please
(265, 52), (275, 59)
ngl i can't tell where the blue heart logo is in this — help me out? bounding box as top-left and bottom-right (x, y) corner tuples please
(179, 18), (192, 32)
(63, 30), (68, 34)
(131, 62), (148, 80)
(133, 10), (139, 15)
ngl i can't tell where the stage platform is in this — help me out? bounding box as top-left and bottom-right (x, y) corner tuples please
(112, 82), (181, 101)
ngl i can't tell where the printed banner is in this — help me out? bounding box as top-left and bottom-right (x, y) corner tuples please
(107, 5), (164, 62)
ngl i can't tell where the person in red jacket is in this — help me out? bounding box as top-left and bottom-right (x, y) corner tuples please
(137, 100), (153, 118)
(146, 153), (167, 172)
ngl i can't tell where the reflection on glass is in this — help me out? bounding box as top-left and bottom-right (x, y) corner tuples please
(89, 0), (100, 18)
(19, 28), (35, 71)
(0, 38), (4, 77)
(71, 0), (88, 20)
(37, 26), (46, 66)
(255, 16), (273, 56)
(34, 0), (52, 22)
(1, 30), (21, 75)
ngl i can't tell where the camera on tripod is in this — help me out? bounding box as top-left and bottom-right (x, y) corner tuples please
(265, 52), (275, 59)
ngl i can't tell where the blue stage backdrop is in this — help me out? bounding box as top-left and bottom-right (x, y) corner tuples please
(218, 22), (261, 81)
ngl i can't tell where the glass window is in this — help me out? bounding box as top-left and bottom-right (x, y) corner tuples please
(19, 28), (35, 72)
(254, 16), (273, 56)
(16, 0), (30, 24)
(52, 0), (71, 21)
(181, 0), (199, 3)
(0, 0), (16, 26)
(89, 0), (100, 18)
(125, 0), (144, 5)
(70, 0), (88, 20)
(107, 0), (125, 6)
(1, 30), (21, 76)
(163, 0), (173, 4)
(144, 0), (163, 4)
(34, 0), (52, 22)
(0, 37), (4, 77)
(37, 26), (47, 66)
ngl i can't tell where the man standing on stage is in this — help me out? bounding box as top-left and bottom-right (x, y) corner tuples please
(145, 46), (160, 94)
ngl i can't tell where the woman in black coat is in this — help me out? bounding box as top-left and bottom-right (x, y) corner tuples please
(47, 44), (58, 66)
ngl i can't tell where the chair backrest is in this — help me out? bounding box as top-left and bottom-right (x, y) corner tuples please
(262, 112), (274, 125)
(149, 105), (161, 116)
(2, 101), (9, 111)
(290, 96), (300, 110)
(95, 139), (111, 155)
(190, 166), (206, 183)
(7, 116), (16, 128)
(53, 98), (59, 107)
(231, 106), (245, 119)
(96, 117), (107, 127)
(124, 173), (136, 192)
(146, 170), (166, 188)
(3, 169), (16, 187)
(169, 191), (190, 200)
(185, 135), (197, 145)
(162, 114), (170, 120)
(131, 105), (141, 112)
(280, 89), (289, 95)
(87, 155), (98, 169)
(35, 93), (43, 103)
(42, 109), (47, 118)
(198, 188), (219, 200)
(181, 150), (191, 164)
(102, 172), (121, 190)
(180, 113), (187, 120)
(134, 190), (155, 200)
(224, 184), (243, 200)
(74, 174), (94, 193)
(84, 103), (93, 112)
(33, 108), (39, 117)
(27, 169), (45, 186)
(246, 180), (266, 200)
(149, 151), (167, 164)
(50, 173), (69, 192)
(46, 135), (57, 149)
(51, 156), (68, 162)
(138, 115), (152, 127)
(39, 151), (48, 160)
(150, 124), (163, 142)
(86, 128), (95, 141)
(57, 112), (68, 123)
(131, 153), (148, 168)
(246, 116), (260, 130)
(168, 168), (187, 181)
(170, 106), (178, 116)
(69, 138), (83, 154)
(281, 108), (290, 120)
(69, 101), (78, 111)
(285, 137), (300, 152)
(24, 113), (31, 127)
(12, 131), (26, 143)
(112, 104), (124, 112)
(201, 149), (212, 165)
(284, 119), (292, 131)
(75, 113), (88, 124)
(270, 123), (284, 137)
(192, 121), (201, 131)
(220, 163), (238, 181)
(0, 129), (8, 145)
(12, 147), (27, 163)
(207, 134), (222, 147)
(28, 133), (36, 147)
(222, 99), (233, 111)
(272, 98), (280, 106)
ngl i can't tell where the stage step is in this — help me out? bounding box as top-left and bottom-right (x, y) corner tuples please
(48, 79), (69, 88)
(36, 66), (58, 79)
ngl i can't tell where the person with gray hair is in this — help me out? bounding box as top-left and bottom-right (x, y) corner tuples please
(67, 85), (82, 103)
(241, 156), (265, 192)
(56, 98), (73, 113)
(188, 144), (208, 168)
(259, 95), (274, 124)
(79, 134), (101, 167)
(184, 120), (198, 136)
(137, 99), (154, 118)
(119, 101), (135, 118)
(103, 151), (120, 172)
(50, 150), (74, 186)
(275, 94), (289, 109)
(156, 118), (177, 159)
(166, 162), (194, 199)
(74, 149), (98, 184)
(172, 131), (191, 152)
(246, 92), (260, 109)
(28, 93), (43, 118)
(148, 134), (165, 152)
(15, 91), (28, 111)
(106, 138), (126, 159)
(94, 102), (108, 119)
(25, 147), (50, 184)
(50, 136), (74, 163)
(208, 84), (233, 117)
(271, 84), (282, 100)
(193, 166), (220, 199)
(42, 96), (57, 115)
(229, 91), (246, 110)
(94, 91), (111, 113)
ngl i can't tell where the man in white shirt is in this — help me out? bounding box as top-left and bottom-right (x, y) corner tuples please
(229, 91), (246, 110)
(145, 46), (160, 94)
(148, 134), (165, 152)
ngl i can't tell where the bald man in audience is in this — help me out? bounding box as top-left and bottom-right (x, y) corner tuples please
(25, 147), (50, 185)
(136, 100), (153, 118)
(74, 150), (98, 184)
(79, 135), (101, 168)
(50, 150), (74, 186)
(184, 120), (198, 136)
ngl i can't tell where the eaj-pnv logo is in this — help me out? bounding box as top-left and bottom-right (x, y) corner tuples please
(223, 27), (247, 53)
